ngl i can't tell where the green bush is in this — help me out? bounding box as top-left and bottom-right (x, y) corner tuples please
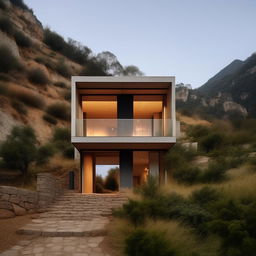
(0, 83), (9, 95)
(42, 114), (57, 125)
(63, 90), (71, 101)
(53, 81), (67, 88)
(52, 127), (70, 142)
(0, 16), (13, 35)
(79, 59), (107, 76)
(200, 132), (224, 153)
(13, 89), (45, 109)
(36, 144), (55, 165)
(11, 100), (27, 115)
(137, 176), (161, 199)
(34, 57), (55, 70)
(56, 60), (71, 78)
(187, 125), (210, 139)
(10, 0), (29, 11)
(125, 229), (175, 256)
(28, 68), (49, 85)
(190, 186), (220, 207)
(173, 166), (201, 184)
(46, 102), (70, 121)
(43, 28), (66, 52)
(0, 0), (7, 10)
(14, 31), (32, 48)
(104, 167), (119, 191)
(200, 160), (227, 183)
(0, 126), (37, 175)
(63, 145), (74, 159)
(0, 46), (22, 73)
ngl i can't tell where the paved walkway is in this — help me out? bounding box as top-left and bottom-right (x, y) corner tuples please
(0, 192), (127, 256)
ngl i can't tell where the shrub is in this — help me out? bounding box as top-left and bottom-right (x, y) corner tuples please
(12, 89), (45, 109)
(34, 57), (55, 70)
(0, 0), (7, 10)
(200, 132), (224, 153)
(201, 160), (227, 183)
(0, 126), (37, 175)
(43, 28), (66, 52)
(0, 16), (13, 35)
(137, 176), (161, 199)
(187, 125), (210, 139)
(53, 81), (67, 88)
(79, 59), (107, 76)
(0, 73), (12, 81)
(63, 145), (74, 159)
(190, 186), (220, 207)
(0, 46), (22, 73)
(105, 167), (119, 191)
(173, 166), (201, 184)
(125, 229), (175, 256)
(14, 31), (32, 48)
(46, 102), (70, 121)
(63, 90), (71, 101)
(56, 60), (71, 78)
(52, 127), (70, 142)
(36, 144), (55, 165)
(43, 114), (57, 125)
(28, 68), (49, 85)
(0, 83), (8, 95)
(11, 100), (27, 115)
(9, 0), (29, 11)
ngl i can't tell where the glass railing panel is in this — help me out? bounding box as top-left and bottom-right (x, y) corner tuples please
(75, 119), (172, 137)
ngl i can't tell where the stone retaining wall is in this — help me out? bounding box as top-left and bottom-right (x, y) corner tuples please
(0, 173), (63, 218)
(0, 186), (38, 218)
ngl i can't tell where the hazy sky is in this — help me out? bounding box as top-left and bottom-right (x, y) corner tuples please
(25, 0), (256, 88)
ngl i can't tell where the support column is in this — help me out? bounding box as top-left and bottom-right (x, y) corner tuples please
(82, 153), (93, 193)
(120, 150), (133, 188)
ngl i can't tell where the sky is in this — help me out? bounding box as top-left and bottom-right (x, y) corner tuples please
(25, 0), (256, 88)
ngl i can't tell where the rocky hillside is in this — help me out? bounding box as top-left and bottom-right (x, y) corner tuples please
(176, 52), (256, 119)
(0, 0), (142, 144)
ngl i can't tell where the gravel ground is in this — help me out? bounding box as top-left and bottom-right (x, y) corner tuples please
(0, 215), (34, 253)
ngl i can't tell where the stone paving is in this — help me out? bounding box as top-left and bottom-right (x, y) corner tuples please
(0, 192), (127, 256)
(0, 237), (110, 256)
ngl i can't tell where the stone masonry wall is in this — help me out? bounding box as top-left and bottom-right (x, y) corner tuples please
(0, 186), (38, 218)
(0, 173), (63, 218)
(37, 173), (63, 209)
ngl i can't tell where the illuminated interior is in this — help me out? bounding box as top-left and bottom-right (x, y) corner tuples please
(81, 95), (164, 136)
(133, 151), (149, 186)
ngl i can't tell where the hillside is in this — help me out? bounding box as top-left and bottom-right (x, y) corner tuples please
(176, 53), (256, 119)
(0, 0), (142, 144)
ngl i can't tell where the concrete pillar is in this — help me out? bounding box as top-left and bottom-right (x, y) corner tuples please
(120, 150), (133, 188)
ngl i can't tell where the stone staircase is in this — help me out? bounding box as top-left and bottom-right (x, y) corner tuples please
(38, 192), (127, 220)
(17, 192), (127, 237)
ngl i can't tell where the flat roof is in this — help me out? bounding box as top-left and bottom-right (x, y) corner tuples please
(72, 76), (175, 89)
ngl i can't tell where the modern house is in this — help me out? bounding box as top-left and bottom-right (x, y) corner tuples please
(71, 76), (176, 193)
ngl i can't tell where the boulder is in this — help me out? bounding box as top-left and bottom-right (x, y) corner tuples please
(0, 209), (15, 219)
(12, 204), (26, 216)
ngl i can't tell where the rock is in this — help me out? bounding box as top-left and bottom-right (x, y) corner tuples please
(0, 186), (18, 195)
(0, 201), (13, 210)
(0, 209), (15, 219)
(12, 204), (26, 216)
(223, 101), (248, 117)
(176, 87), (189, 102)
(0, 31), (20, 58)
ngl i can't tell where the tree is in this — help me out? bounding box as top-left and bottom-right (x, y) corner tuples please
(104, 167), (119, 191)
(0, 126), (37, 175)
(122, 65), (144, 76)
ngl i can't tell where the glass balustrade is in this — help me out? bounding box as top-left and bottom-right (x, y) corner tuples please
(75, 119), (173, 137)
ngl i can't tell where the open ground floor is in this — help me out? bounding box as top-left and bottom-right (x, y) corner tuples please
(69, 150), (167, 193)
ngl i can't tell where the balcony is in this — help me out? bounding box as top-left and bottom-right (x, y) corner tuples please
(75, 119), (173, 137)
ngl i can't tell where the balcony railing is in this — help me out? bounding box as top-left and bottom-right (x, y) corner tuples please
(75, 119), (173, 137)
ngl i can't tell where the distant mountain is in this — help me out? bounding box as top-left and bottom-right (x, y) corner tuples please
(199, 59), (243, 94)
(176, 53), (256, 119)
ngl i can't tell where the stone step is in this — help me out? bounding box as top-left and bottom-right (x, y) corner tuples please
(17, 218), (109, 237)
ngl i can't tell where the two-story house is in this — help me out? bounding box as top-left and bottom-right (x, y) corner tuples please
(71, 76), (176, 193)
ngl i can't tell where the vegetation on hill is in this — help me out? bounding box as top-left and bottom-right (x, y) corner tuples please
(109, 118), (256, 256)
